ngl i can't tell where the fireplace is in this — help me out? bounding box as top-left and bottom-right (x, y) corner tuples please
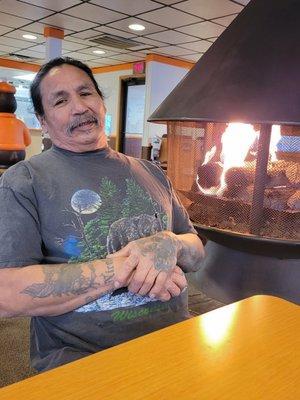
(149, 0), (300, 304)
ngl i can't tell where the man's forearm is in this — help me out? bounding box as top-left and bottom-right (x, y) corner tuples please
(173, 232), (205, 272)
(0, 257), (125, 318)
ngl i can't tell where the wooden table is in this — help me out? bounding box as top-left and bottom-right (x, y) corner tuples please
(0, 295), (299, 399)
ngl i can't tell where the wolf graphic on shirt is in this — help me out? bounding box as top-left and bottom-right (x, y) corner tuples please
(58, 177), (168, 312)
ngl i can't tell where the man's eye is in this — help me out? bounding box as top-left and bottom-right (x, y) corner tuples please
(80, 92), (91, 96)
(54, 99), (65, 106)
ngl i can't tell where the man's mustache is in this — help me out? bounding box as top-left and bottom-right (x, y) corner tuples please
(67, 114), (99, 135)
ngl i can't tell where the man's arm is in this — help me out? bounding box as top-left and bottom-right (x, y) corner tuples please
(0, 256), (131, 318)
(108, 231), (204, 298)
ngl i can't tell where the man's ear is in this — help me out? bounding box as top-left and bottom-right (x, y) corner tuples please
(36, 113), (47, 134)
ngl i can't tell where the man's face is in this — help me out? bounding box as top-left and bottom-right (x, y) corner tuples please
(38, 64), (107, 152)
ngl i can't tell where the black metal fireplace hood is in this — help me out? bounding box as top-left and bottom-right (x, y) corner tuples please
(148, 0), (300, 126)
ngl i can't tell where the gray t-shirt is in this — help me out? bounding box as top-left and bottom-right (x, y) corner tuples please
(0, 145), (196, 372)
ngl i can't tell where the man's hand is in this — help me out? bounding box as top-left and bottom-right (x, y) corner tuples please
(151, 266), (187, 302)
(107, 231), (180, 295)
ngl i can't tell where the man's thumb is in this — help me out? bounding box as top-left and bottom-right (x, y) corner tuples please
(107, 246), (130, 258)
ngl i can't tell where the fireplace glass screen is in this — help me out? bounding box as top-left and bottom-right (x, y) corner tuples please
(167, 122), (300, 242)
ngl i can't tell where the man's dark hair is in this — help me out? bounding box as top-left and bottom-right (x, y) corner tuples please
(30, 57), (104, 116)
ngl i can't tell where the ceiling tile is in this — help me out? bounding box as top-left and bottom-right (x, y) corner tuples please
(233, 0), (250, 5)
(69, 29), (102, 40)
(4, 30), (45, 43)
(23, 22), (74, 35)
(208, 37), (218, 42)
(0, 0), (53, 20)
(28, 44), (46, 53)
(0, 37), (33, 50)
(179, 40), (212, 52)
(108, 17), (167, 36)
(109, 53), (143, 62)
(138, 7), (202, 28)
(90, 0), (161, 15)
(93, 26), (136, 39)
(62, 41), (90, 51)
(151, 0), (186, 4)
(93, 58), (123, 65)
(64, 36), (92, 45)
(86, 61), (108, 67)
(212, 14), (238, 27)
(181, 53), (201, 62)
(64, 51), (95, 61)
(0, 13), (31, 28)
(0, 25), (14, 35)
(127, 43), (155, 51)
(22, 0), (82, 12)
(89, 58), (120, 65)
(174, 0), (243, 19)
(64, 4), (126, 24)
(176, 21), (226, 39)
(0, 44), (17, 53)
(132, 36), (167, 46)
(152, 45), (196, 56)
(145, 30), (197, 44)
(79, 47), (119, 58)
(13, 49), (45, 59)
(40, 14), (97, 32)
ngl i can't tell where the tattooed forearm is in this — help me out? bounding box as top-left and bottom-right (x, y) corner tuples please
(100, 258), (115, 285)
(136, 232), (178, 272)
(21, 262), (100, 298)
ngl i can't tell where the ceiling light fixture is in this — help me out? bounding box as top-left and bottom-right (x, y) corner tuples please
(128, 24), (145, 31)
(22, 34), (37, 40)
(92, 49), (106, 55)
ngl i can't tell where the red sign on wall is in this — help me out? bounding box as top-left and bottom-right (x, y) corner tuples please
(133, 61), (145, 74)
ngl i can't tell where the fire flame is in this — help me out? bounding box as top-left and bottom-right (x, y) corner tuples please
(196, 122), (282, 196)
(269, 125), (281, 162)
(197, 123), (258, 195)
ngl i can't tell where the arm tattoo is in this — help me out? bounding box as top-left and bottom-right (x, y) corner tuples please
(101, 259), (114, 285)
(137, 232), (177, 272)
(21, 262), (100, 298)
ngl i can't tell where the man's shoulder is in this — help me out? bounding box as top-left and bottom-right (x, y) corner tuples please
(0, 149), (54, 189)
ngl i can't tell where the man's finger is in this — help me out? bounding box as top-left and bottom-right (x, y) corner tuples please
(107, 245), (131, 258)
(128, 263), (151, 294)
(138, 268), (158, 296)
(156, 290), (171, 302)
(170, 270), (187, 291)
(114, 255), (138, 288)
(165, 281), (181, 297)
(148, 271), (168, 298)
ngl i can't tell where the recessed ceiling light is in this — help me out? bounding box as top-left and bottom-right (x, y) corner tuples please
(92, 49), (106, 55)
(13, 73), (36, 81)
(22, 34), (37, 40)
(128, 24), (145, 31)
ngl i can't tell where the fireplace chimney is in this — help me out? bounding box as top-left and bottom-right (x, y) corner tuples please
(149, 0), (300, 126)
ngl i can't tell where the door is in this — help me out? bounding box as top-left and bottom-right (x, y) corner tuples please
(119, 77), (145, 158)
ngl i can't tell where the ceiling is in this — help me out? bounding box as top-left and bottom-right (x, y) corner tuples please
(0, 0), (250, 70)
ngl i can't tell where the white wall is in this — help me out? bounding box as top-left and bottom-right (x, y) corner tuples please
(94, 69), (132, 135)
(143, 61), (189, 146)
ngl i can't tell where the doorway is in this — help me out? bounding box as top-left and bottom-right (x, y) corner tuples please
(118, 76), (145, 158)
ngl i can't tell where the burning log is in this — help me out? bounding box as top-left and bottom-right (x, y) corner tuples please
(196, 162), (222, 189)
(223, 164), (255, 197)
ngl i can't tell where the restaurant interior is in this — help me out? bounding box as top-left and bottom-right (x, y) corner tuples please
(0, 0), (299, 398)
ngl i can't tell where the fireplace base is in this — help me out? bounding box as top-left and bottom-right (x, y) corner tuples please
(189, 240), (300, 305)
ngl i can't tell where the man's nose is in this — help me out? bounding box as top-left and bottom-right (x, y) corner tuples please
(71, 95), (89, 114)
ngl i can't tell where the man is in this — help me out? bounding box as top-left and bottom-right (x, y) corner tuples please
(0, 57), (204, 372)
